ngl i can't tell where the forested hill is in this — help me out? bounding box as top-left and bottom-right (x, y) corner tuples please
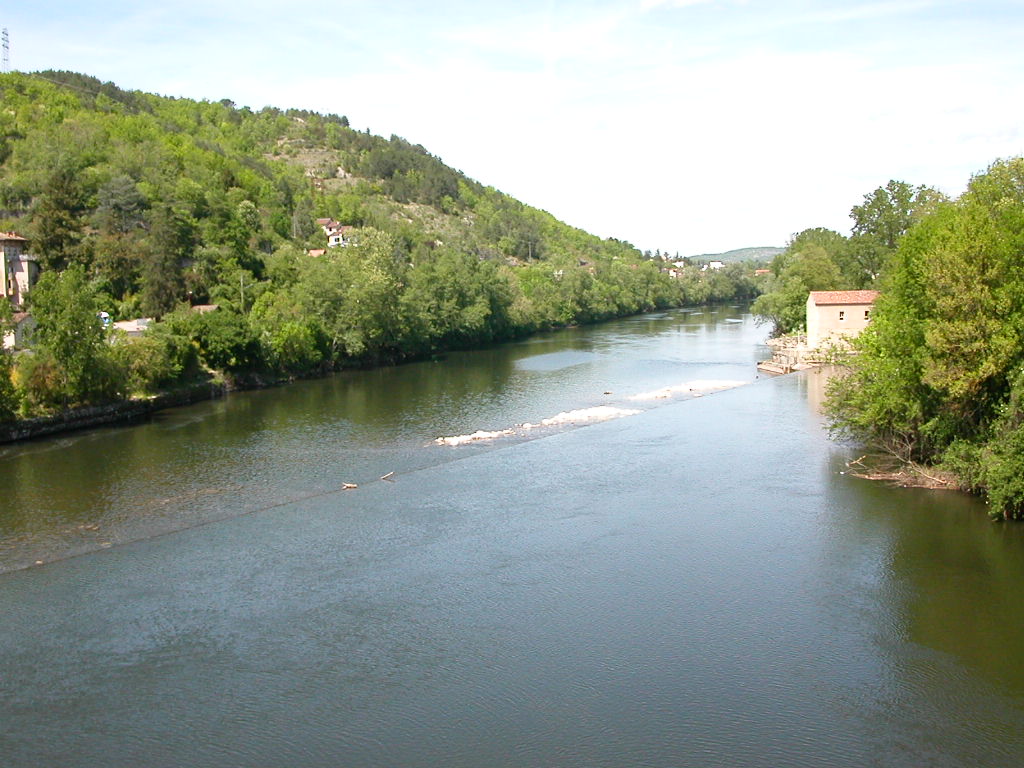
(686, 246), (784, 264)
(0, 70), (758, 420)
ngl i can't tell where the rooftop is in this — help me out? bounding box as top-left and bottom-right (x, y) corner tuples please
(808, 290), (880, 306)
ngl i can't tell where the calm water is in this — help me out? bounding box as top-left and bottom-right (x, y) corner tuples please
(3, 306), (1024, 767)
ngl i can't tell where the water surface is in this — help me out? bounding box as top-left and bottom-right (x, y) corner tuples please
(3, 306), (1024, 767)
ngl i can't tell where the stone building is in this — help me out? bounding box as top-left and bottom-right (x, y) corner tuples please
(806, 290), (880, 349)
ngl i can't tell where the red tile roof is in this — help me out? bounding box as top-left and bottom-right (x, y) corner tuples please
(809, 290), (880, 306)
(0, 231), (28, 241)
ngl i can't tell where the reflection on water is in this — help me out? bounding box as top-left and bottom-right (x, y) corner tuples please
(3, 306), (1024, 768)
(799, 364), (835, 414)
(0, 305), (765, 572)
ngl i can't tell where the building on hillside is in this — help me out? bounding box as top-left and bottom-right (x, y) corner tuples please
(317, 219), (354, 248)
(2, 312), (36, 350)
(806, 290), (880, 349)
(1, 232), (40, 307)
(112, 318), (152, 337)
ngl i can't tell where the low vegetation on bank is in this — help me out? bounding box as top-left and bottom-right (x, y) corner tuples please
(0, 71), (761, 424)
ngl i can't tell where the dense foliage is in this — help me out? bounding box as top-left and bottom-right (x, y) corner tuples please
(0, 71), (759, 419)
(826, 158), (1024, 519)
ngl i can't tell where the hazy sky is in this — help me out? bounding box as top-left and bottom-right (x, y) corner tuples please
(5, 1), (1023, 254)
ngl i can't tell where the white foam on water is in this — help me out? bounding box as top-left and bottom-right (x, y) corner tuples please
(434, 429), (515, 446)
(435, 406), (641, 446)
(435, 385), (745, 446)
(526, 405), (641, 428)
(628, 379), (747, 401)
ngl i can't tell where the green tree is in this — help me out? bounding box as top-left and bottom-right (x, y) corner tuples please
(25, 265), (122, 407)
(94, 175), (146, 235)
(141, 204), (194, 317)
(753, 231), (846, 335)
(850, 180), (944, 249)
(827, 158), (1024, 519)
(31, 165), (88, 271)
(843, 180), (947, 285)
(0, 302), (21, 420)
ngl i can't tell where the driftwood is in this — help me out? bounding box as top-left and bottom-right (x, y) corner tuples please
(844, 455), (958, 490)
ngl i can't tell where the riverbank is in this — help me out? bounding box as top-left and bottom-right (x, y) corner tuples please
(0, 302), (750, 445)
(844, 454), (961, 491)
(0, 380), (227, 444)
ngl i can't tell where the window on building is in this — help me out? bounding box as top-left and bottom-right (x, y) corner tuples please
(839, 310), (845, 321)
(864, 309), (871, 320)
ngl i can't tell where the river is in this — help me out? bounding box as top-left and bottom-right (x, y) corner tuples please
(3, 306), (1024, 767)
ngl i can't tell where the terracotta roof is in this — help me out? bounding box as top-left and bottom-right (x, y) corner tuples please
(809, 290), (880, 306)
(0, 231), (28, 241)
(191, 304), (220, 313)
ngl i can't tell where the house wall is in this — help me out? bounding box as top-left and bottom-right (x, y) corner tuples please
(2, 316), (36, 350)
(2, 253), (39, 306)
(11, 259), (38, 305)
(807, 298), (874, 348)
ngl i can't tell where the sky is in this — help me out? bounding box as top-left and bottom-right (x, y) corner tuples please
(4, 0), (1024, 255)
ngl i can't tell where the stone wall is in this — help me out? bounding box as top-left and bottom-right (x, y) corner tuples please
(0, 381), (226, 444)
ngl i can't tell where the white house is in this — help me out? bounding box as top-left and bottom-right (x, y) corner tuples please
(806, 290), (880, 349)
(317, 218), (354, 248)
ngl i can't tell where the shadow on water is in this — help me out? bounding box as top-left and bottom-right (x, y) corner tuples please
(0, 305), (766, 572)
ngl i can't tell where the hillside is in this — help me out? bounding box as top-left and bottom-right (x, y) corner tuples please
(0, 70), (758, 419)
(686, 246), (784, 264)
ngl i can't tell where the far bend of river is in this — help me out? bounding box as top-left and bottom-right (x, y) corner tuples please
(4, 305), (1024, 767)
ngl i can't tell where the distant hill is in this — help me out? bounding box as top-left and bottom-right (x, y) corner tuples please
(686, 246), (784, 264)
